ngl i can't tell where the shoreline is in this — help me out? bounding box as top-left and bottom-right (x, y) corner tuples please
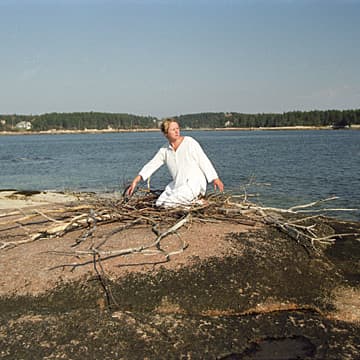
(1, 125), (359, 136)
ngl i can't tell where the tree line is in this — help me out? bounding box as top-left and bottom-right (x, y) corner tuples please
(176, 109), (360, 128)
(0, 109), (359, 131)
(0, 112), (158, 131)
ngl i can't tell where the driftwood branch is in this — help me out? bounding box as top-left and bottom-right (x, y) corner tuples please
(250, 198), (359, 252)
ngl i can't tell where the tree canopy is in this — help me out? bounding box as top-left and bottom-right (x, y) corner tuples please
(0, 109), (359, 132)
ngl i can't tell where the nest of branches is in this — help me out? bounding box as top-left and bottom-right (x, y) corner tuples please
(0, 190), (358, 263)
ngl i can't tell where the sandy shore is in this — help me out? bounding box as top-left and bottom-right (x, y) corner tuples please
(0, 190), (81, 211)
(1, 125), (359, 136)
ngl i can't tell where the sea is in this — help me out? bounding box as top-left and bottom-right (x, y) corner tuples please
(1, 129), (359, 220)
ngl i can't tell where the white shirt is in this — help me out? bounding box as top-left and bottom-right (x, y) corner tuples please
(139, 136), (218, 196)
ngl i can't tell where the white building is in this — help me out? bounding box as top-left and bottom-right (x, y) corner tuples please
(15, 121), (32, 130)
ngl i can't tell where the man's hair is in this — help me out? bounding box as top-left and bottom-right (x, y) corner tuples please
(160, 118), (178, 134)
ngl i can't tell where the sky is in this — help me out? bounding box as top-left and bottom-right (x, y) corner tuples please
(0, 0), (359, 118)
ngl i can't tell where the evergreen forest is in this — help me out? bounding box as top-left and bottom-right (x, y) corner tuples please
(1, 109), (359, 132)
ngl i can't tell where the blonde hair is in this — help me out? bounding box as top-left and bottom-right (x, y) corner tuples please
(160, 118), (178, 134)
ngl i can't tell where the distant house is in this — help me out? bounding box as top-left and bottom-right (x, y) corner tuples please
(15, 121), (32, 130)
(0, 119), (6, 125)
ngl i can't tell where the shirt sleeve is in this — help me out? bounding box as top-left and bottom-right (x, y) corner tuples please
(138, 147), (166, 181)
(190, 138), (219, 183)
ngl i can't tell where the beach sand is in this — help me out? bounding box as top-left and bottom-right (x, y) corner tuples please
(0, 190), (81, 210)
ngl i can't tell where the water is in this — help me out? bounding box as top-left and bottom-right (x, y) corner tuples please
(1, 130), (359, 219)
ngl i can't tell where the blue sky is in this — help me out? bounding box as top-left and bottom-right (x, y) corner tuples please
(0, 0), (359, 118)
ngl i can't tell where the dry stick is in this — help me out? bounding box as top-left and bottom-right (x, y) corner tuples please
(290, 215), (321, 224)
(92, 252), (119, 309)
(164, 232), (188, 260)
(296, 208), (358, 213)
(0, 204), (93, 221)
(29, 215), (88, 242)
(0, 237), (38, 250)
(0, 224), (26, 233)
(49, 248), (173, 271)
(315, 232), (360, 244)
(0, 213), (39, 226)
(34, 209), (63, 223)
(30, 210), (117, 243)
(253, 196), (358, 214)
(0, 210), (23, 219)
(288, 196), (339, 211)
(54, 214), (191, 261)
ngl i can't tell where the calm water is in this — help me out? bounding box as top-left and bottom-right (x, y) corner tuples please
(0, 130), (359, 219)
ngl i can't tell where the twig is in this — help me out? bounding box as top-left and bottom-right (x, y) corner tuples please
(288, 196), (339, 211)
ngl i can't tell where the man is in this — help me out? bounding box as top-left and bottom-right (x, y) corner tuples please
(127, 118), (224, 207)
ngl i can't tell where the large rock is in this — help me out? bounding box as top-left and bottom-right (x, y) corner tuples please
(0, 216), (359, 359)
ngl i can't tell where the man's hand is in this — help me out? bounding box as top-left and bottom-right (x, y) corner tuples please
(213, 178), (224, 192)
(127, 175), (142, 196)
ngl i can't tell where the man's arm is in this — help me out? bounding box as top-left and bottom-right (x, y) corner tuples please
(127, 147), (166, 196)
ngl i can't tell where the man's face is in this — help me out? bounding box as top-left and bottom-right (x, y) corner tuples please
(166, 122), (180, 142)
